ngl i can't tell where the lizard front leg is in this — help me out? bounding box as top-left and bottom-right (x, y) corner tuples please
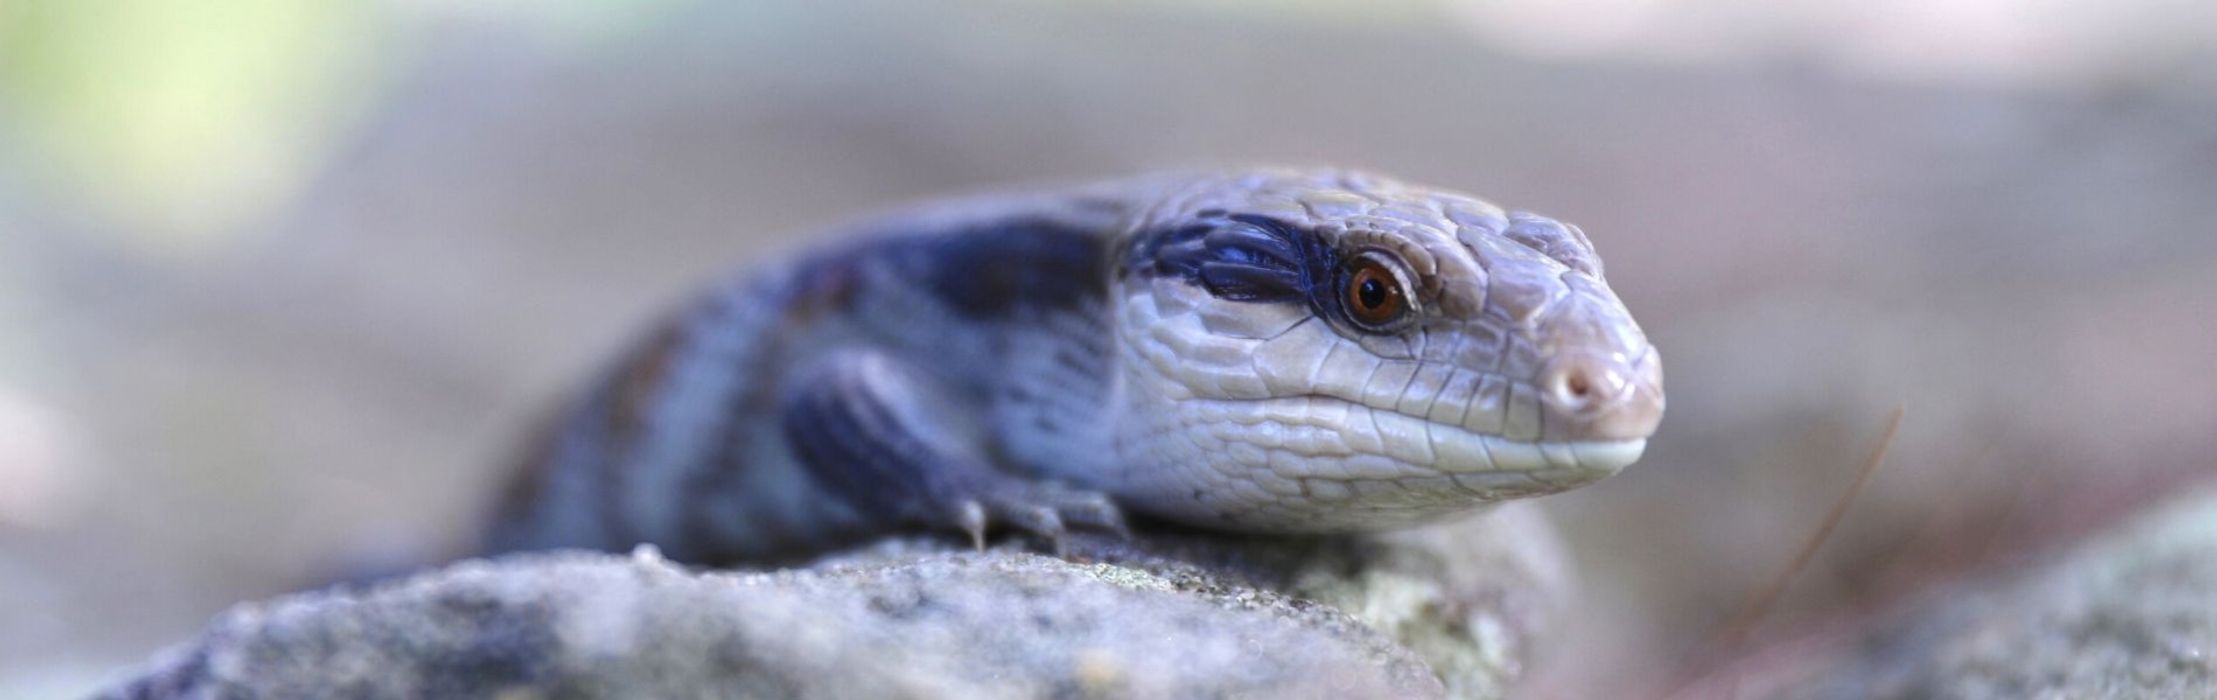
(780, 348), (1127, 553)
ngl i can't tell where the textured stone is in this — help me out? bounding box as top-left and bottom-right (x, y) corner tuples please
(1776, 488), (2217, 699)
(100, 504), (1569, 699)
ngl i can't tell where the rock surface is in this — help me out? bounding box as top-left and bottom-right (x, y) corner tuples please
(99, 504), (1569, 699)
(1770, 487), (2217, 698)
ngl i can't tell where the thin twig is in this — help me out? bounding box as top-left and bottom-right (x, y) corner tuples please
(1717, 403), (1906, 649)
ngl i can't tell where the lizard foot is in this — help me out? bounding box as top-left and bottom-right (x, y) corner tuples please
(951, 481), (1130, 555)
(782, 348), (1130, 558)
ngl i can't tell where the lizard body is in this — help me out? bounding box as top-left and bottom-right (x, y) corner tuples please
(483, 168), (1663, 564)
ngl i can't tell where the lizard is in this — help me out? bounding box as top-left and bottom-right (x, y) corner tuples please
(481, 167), (1664, 565)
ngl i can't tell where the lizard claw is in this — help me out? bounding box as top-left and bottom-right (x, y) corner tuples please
(957, 500), (989, 551)
(1056, 492), (1130, 540)
(1006, 505), (1067, 555)
(938, 482), (1129, 555)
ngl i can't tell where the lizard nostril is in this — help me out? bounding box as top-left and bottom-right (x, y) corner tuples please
(1543, 356), (1625, 417)
(1563, 371), (1592, 400)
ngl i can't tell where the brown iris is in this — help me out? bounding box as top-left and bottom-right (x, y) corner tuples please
(1343, 256), (1408, 329)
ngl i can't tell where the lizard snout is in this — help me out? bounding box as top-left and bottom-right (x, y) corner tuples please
(1538, 348), (1663, 442)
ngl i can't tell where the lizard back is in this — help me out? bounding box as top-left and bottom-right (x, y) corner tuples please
(484, 188), (1138, 563)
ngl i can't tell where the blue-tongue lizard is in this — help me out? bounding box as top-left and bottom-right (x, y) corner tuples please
(482, 168), (1664, 564)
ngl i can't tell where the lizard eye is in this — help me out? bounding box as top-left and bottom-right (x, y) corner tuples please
(1341, 253), (1411, 331)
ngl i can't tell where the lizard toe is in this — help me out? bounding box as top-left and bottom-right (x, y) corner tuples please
(1055, 492), (1130, 539)
(940, 481), (1129, 555)
(955, 500), (989, 551)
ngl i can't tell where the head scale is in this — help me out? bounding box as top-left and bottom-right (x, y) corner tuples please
(1110, 168), (1663, 530)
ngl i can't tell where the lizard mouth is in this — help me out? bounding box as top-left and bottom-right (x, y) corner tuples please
(1430, 434), (1647, 496)
(1191, 394), (1650, 484)
(1475, 435), (1648, 473)
(1329, 395), (1650, 495)
(1350, 396), (1650, 476)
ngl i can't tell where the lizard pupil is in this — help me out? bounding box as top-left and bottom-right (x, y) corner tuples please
(1358, 278), (1388, 308)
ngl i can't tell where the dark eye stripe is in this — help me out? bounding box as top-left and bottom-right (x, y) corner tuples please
(1125, 215), (1336, 304)
(1127, 215), (1423, 335)
(1202, 223), (1302, 271)
(1199, 261), (1300, 301)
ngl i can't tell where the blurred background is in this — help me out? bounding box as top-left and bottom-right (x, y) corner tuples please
(4, 0), (2215, 696)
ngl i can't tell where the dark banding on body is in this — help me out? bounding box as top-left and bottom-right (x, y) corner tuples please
(892, 218), (1116, 320)
(487, 410), (565, 544)
(607, 319), (690, 440)
(672, 277), (844, 563)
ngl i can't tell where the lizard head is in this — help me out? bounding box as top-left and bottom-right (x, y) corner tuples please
(1112, 168), (1663, 530)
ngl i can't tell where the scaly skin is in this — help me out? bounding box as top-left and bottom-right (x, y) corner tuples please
(483, 168), (1663, 564)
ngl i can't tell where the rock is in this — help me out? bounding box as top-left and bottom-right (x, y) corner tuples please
(1776, 487), (2217, 699)
(99, 504), (1569, 699)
